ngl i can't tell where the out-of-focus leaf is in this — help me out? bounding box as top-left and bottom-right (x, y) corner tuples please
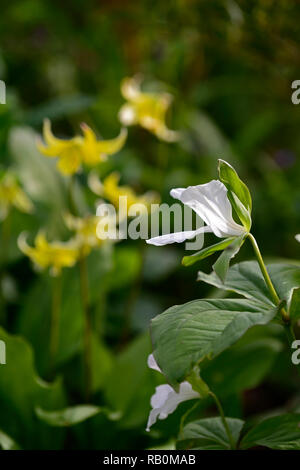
(36, 405), (101, 427)
(202, 338), (282, 397)
(0, 327), (65, 449)
(177, 417), (244, 450)
(241, 414), (300, 450)
(151, 298), (277, 386)
(0, 430), (20, 450)
(104, 333), (161, 429)
(24, 95), (94, 126)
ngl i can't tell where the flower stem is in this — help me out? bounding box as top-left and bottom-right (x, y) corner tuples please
(79, 253), (92, 402)
(209, 391), (236, 450)
(247, 233), (289, 323)
(49, 274), (62, 378)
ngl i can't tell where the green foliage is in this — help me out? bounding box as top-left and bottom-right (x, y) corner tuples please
(177, 417), (244, 450)
(240, 414), (300, 450)
(151, 297), (278, 386)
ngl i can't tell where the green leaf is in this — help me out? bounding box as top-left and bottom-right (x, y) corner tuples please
(0, 327), (65, 449)
(182, 237), (236, 267)
(213, 235), (245, 282)
(36, 405), (101, 427)
(151, 299), (277, 386)
(289, 287), (300, 324)
(0, 430), (20, 450)
(177, 417), (244, 450)
(198, 261), (300, 306)
(241, 414), (300, 450)
(218, 159), (252, 211)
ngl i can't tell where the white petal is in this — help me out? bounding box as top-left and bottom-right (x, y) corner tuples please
(146, 382), (199, 431)
(171, 180), (245, 238)
(118, 104), (137, 125)
(295, 234), (300, 243)
(146, 226), (211, 246)
(147, 354), (161, 373)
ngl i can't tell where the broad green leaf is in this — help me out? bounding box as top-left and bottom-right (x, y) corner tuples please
(0, 430), (20, 450)
(218, 159), (252, 211)
(0, 327), (65, 449)
(182, 237), (235, 267)
(241, 414), (300, 450)
(213, 235), (245, 282)
(151, 299), (277, 386)
(177, 417), (244, 450)
(198, 261), (300, 306)
(289, 287), (300, 324)
(36, 405), (101, 427)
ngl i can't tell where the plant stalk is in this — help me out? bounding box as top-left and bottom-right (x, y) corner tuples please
(209, 392), (236, 450)
(79, 253), (92, 402)
(248, 233), (289, 322)
(49, 274), (62, 378)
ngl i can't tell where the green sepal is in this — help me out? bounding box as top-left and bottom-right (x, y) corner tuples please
(182, 237), (236, 267)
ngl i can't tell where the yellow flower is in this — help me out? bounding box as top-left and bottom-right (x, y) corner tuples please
(18, 231), (79, 276)
(0, 171), (33, 220)
(89, 171), (159, 214)
(80, 123), (127, 166)
(118, 76), (179, 142)
(37, 119), (127, 175)
(64, 213), (105, 256)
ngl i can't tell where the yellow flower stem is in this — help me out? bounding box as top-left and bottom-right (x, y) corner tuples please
(68, 175), (78, 216)
(49, 274), (62, 378)
(79, 252), (92, 402)
(209, 391), (236, 450)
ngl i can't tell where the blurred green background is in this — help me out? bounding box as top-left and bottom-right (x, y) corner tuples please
(0, 0), (299, 450)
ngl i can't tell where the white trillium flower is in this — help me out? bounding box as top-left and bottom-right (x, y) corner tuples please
(296, 234), (300, 243)
(146, 180), (246, 246)
(146, 354), (199, 431)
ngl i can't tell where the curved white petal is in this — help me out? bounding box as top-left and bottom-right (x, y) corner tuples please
(295, 234), (300, 243)
(147, 354), (161, 373)
(171, 180), (245, 238)
(146, 226), (211, 246)
(146, 382), (199, 431)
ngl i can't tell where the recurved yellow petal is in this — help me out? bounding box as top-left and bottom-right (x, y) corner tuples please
(80, 124), (127, 166)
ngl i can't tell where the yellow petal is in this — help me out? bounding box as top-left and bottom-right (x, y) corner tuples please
(38, 119), (83, 159)
(57, 147), (82, 175)
(96, 127), (127, 155)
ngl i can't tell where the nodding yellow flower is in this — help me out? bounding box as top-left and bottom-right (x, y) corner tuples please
(37, 119), (127, 175)
(18, 231), (79, 276)
(89, 171), (160, 214)
(80, 123), (127, 166)
(0, 171), (33, 220)
(118, 76), (179, 142)
(64, 213), (105, 256)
